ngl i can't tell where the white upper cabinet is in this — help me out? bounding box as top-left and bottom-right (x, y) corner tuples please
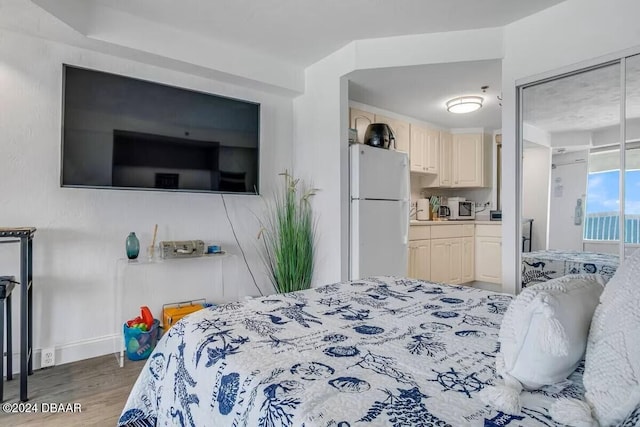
(410, 127), (425, 172)
(349, 108), (410, 154)
(423, 131), (491, 188)
(439, 131), (453, 186)
(452, 133), (485, 187)
(349, 108), (375, 144)
(375, 114), (410, 153)
(425, 128), (440, 173)
(410, 125), (439, 174)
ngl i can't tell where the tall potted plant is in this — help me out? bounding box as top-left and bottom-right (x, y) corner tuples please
(258, 171), (317, 293)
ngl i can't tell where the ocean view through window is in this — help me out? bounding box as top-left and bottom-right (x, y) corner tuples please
(584, 169), (640, 243)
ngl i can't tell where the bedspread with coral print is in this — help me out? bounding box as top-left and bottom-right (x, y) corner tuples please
(118, 277), (586, 427)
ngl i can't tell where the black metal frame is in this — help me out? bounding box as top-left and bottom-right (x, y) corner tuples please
(0, 276), (15, 402)
(0, 228), (35, 402)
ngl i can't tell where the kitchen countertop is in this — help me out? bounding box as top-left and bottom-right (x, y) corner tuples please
(410, 220), (501, 226)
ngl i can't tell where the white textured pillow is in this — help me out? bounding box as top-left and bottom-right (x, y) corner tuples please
(481, 274), (604, 414)
(577, 249), (640, 426)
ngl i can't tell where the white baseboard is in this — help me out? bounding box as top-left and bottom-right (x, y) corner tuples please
(4, 334), (121, 375)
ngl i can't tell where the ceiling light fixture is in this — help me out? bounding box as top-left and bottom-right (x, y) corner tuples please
(446, 96), (484, 114)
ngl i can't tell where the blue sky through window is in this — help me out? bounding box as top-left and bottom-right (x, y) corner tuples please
(586, 170), (640, 214)
(585, 170), (640, 242)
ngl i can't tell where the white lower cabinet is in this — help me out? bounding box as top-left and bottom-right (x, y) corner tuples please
(408, 226), (431, 280)
(430, 238), (464, 284)
(409, 224), (477, 285)
(408, 240), (431, 280)
(430, 238), (451, 283)
(414, 224), (473, 285)
(474, 225), (502, 284)
(462, 236), (474, 283)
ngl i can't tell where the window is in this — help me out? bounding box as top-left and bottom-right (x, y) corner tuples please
(584, 146), (640, 243)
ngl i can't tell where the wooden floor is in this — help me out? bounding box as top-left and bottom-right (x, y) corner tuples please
(0, 354), (145, 426)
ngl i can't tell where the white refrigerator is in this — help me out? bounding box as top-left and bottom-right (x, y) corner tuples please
(349, 143), (410, 280)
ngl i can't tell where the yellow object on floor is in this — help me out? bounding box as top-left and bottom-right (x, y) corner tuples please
(162, 300), (208, 333)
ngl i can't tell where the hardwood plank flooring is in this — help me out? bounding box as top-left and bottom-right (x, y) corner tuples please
(0, 354), (145, 426)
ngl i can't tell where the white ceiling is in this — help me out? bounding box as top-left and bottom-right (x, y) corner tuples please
(91, 0), (564, 67)
(348, 60), (502, 130)
(4, 0), (571, 131)
(523, 56), (640, 134)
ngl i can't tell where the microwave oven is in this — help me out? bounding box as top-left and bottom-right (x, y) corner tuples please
(447, 197), (475, 220)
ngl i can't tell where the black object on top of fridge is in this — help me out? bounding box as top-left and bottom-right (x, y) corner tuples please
(364, 123), (395, 149)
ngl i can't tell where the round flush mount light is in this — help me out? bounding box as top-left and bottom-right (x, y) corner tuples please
(446, 96), (484, 114)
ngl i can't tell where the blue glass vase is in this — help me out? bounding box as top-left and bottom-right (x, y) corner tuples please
(126, 232), (140, 260)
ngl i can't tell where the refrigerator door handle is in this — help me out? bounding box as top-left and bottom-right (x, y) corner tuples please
(401, 199), (409, 245)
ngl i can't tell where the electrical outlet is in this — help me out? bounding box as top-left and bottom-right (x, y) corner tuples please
(41, 347), (55, 368)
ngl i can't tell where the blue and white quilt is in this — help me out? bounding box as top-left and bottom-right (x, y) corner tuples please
(522, 249), (619, 287)
(118, 277), (587, 427)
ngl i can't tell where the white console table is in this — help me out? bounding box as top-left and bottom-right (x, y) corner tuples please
(114, 252), (235, 367)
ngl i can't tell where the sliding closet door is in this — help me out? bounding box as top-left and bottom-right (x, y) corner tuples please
(517, 53), (640, 290)
(624, 55), (640, 258)
(561, 64), (621, 256)
(521, 63), (621, 255)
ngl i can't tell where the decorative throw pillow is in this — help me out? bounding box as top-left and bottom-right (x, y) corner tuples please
(480, 274), (605, 414)
(552, 249), (640, 426)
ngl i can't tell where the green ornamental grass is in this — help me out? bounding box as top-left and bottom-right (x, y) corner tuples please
(258, 171), (317, 293)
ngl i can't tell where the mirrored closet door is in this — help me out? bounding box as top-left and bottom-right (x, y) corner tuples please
(624, 54), (640, 258)
(518, 54), (640, 290)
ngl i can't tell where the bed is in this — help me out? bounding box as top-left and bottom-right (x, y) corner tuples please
(118, 277), (587, 427)
(522, 249), (619, 288)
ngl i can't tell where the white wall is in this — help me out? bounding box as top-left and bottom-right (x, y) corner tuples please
(294, 28), (504, 285)
(0, 28), (293, 368)
(501, 0), (640, 293)
(522, 144), (551, 251)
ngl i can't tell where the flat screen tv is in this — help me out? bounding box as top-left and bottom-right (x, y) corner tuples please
(61, 65), (260, 194)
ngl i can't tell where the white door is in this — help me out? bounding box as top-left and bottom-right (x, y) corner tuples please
(350, 199), (409, 280)
(350, 144), (409, 200)
(548, 160), (587, 250)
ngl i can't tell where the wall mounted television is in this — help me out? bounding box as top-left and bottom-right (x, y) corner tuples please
(61, 65), (260, 194)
